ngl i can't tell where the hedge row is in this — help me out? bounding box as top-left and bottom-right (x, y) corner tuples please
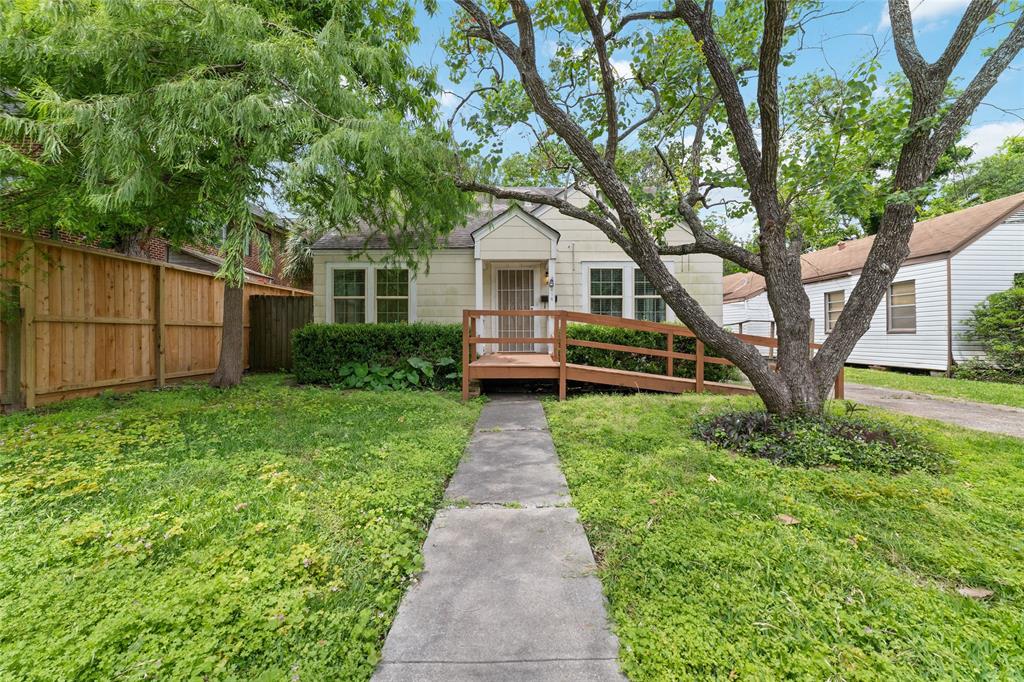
(293, 323), (462, 387)
(292, 321), (738, 388)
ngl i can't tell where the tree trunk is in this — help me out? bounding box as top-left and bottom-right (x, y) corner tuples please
(210, 283), (244, 388)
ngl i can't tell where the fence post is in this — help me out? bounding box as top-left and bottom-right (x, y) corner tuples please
(834, 366), (845, 400)
(558, 312), (567, 401)
(462, 310), (470, 401)
(666, 332), (674, 376)
(155, 265), (166, 387)
(695, 339), (705, 393)
(20, 241), (36, 410)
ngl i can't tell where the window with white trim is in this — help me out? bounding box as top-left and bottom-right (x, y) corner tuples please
(332, 269), (367, 323)
(634, 268), (666, 322)
(887, 280), (916, 333)
(329, 266), (412, 324)
(589, 268), (623, 317)
(376, 268), (409, 323)
(584, 263), (672, 321)
(824, 290), (844, 332)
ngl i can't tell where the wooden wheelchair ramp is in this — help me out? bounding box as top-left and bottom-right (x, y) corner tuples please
(462, 310), (844, 401)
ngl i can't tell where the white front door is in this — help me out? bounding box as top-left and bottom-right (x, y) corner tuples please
(496, 268), (537, 352)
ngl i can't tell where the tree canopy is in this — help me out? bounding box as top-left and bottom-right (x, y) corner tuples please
(0, 0), (472, 281)
(924, 134), (1024, 217)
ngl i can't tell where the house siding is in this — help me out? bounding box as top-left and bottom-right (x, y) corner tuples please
(724, 259), (951, 370)
(949, 213), (1024, 361)
(723, 292), (773, 337)
(312, 249), (475, 324)
(476, 216), (553, 261)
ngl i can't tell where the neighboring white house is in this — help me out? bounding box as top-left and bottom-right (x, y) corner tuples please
(723, 192), (1024, 371)
(311, 187), (723, 335)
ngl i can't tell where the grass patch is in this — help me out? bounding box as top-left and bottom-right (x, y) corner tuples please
(694, 410), (947, 474)
(847, 367), (1024, 409)
(545, 393), (1024, 680)
(0, 375), (481, 680)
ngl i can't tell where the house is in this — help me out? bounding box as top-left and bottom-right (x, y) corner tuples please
(722, 193), (1024, 371)
(38, 204), (294, 287)
(310, 188), (723, 334)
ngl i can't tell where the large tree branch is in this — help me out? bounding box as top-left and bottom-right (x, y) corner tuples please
(579, 0), (619, 162)
(654, 145), (764, 274)
(452, 178), (630, 249)
(757, 0), (786, 201)
(933, 0), (999, 76)
(927, 12), (1024, 167)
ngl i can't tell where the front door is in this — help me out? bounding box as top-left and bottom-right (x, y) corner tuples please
(496, 268), (536, 352)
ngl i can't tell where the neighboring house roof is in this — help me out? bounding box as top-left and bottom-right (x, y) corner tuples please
(723, 192), (1024, 303)
(176, 245), (271, 280)
(311, 187), (567, 250)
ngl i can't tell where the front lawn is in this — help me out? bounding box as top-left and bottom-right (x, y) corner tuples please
(846, 367), (1024, 409)
(0, 375), (480, 680)
(546, 394), (1024, 680)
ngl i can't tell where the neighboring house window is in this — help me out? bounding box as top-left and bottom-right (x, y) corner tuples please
(333, 269), (367, 323)
(824, 290), (844, 332)
(634, 268), (666, 322)
(590, 268), (624, 317)
(376, 269), (410, 323)
(887, 280), (916, 333)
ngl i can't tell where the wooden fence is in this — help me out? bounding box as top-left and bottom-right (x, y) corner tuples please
(0, 232), (311, 409)
(248, 295), (312, 371)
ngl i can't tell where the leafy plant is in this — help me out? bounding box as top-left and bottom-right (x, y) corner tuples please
(955, 285), (1024, 382)
(0, 375), (481, 680)
(331, 357), (459, 391)
(693, 410), (947, 474)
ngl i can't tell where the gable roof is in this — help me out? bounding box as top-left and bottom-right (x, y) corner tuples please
(723, 192), (1024, 303)
(311, 187), (566, 251)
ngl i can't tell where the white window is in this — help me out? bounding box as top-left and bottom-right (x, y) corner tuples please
(375, 269), (410, 323)
(328, 265), (414, 323)
(589, 268), (624, 317)
(634, 268), (666, 322)
(824, 290), (844, 332)
(332, 269), (366, 323)
(583, 262), (674, 321)
(887, 280), (916, 333)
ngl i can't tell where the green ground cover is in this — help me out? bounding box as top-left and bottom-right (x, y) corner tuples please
(0, 375), (480, 680)
(846, 367), (1024, 409)
(546, 393), (1024, 680)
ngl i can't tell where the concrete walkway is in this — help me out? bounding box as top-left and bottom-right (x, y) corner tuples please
(373, 395), (624, 681)
(846, 383), (1024, 439)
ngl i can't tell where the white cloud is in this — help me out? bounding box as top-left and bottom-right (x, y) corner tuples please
(437, 90), (459, 110)
(877, 0), (970, 31)
(609, 57), (634, 80)
(962, 121), (1024, 160)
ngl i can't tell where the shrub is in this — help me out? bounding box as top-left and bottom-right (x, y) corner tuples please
(693, 409), (947, 474)
(565, 323), (738, 383)
(957, 285), (1024, 381)
(952, 358), (1024, 384)
(293, 323), (462, 389)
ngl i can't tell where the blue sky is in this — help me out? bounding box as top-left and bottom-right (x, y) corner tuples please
(412, 1), (1024, 163)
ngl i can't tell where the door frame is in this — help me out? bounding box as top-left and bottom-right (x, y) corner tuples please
(489, 262), (544, 352)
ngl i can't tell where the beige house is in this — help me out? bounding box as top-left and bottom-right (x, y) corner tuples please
(311, 188), (722, 334)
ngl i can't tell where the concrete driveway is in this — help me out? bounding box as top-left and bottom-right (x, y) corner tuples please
(845, 383), (1024, 439)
